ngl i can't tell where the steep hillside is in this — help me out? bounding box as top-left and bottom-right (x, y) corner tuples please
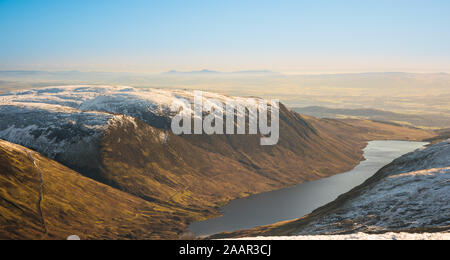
(0, 140), (190, 240)
(211, 140), (450, 239)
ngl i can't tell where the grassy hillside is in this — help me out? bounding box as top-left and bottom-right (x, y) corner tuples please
(0, 140), (191, 240)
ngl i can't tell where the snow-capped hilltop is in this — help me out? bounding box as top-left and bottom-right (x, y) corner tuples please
(0, 86), (195, 166)
(0, 86), (280, 146)
(0, 85), (280, 173)
(0, 85), (271, 125)
(0, 104), (112, 158)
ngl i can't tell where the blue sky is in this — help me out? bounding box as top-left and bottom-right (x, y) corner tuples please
(0, 0), (449, 73)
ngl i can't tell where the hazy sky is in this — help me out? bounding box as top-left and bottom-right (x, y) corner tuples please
(1, 0), (449, 73)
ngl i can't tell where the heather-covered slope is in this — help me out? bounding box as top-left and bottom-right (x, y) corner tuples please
(0, 140), (189, 240)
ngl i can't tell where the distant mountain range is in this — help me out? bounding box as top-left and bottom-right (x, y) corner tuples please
(1, 72), (448, 119)
(0, 69), (278, 76)
(163, 69), (220, 75)
(161, 69), (277, 75)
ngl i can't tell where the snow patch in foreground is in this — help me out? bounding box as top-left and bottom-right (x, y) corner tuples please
(233, 232), (450, 240)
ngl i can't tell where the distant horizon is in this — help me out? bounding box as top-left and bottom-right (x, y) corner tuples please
(1, 1), (449, 74)
(0, 69), (449, 76)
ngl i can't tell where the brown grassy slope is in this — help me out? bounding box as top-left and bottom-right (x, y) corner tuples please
(95, 106), (435, 223)
(0, 140), (188, 240)
(337, 119), (436, 140)
(96, 106), (364, 219)
(306, 117), (435, 144)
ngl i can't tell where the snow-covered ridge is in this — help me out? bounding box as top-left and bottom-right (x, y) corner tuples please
(386, 139), (450, 174)
(0, 101), (112, 155)
(0, 85), (272, 160)
(0, 85), (273, 124)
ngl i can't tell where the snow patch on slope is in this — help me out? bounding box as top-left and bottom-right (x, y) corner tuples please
(2, 85), (269, 156)
(0, 104), (111, 159)
(1, 85), (272, 128)
(234, 232), (450, 240)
